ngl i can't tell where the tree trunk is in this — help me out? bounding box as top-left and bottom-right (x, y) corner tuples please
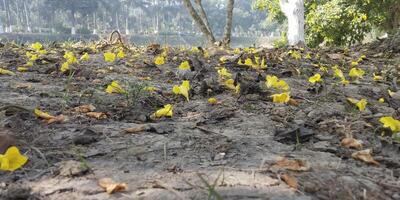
(23, 0), (31, 32)
(194, 0), (213, 36)
(222, 0), (234, 47)
(280, 0), (305, 46)
(71, 10), (76, 35)
(182, 0), (216, 45)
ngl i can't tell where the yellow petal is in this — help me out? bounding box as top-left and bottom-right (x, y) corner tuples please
(208, 98), (218, 105)
(0, 146), (28, 171)
(60, 62), (69, 73)
(117, 50), (125, 59)
(271, 92), (290, 103)
(378, 98), (385, 103)
(349, 68), (365, 78)
(154, 56), (165, 65)
(34, 108), (55, 120)
(244, 58), (253, 66)
(373, 73), (383, 81)
(17, 67), (29, 72)
(308, 73), (322, 84)
(31, 42), (43, 51)
(106, 81), (126, 94)
(218, 67), (232, 79)
(80, 53), (90, 61)
(0, 68), (15, 76)
(179, 61), (191, 70)
(380, 117), (400, 132)
(356, 99), (367, 111)
(104, 52), (116, 62)
(154, 104), (173, 118)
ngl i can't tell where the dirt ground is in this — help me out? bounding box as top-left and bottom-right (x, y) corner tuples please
(0, 37), (399, 200)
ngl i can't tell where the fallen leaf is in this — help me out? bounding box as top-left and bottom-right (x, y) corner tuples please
(281, 174), (298, 189)
(34, 108), (55, 120)
(124, 125), (148, 134)
(86, 112), (107, 120)
(98, 178), (127, 194)
(46, 115), (66, 124)
(0, 68), (15, 76)
(351, 149), (379, 165)
(73, 105), (96, 113)
(341, 138), (363, 149)
(272, 158), (311, 171)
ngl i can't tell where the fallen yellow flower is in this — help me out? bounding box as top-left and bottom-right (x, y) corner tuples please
(349, 68), (365, 79)
(0, 68), (15, 76)
(308, 73), (322, 84)
(17, 67), (28, 72)
(60, 62), (69, 73)
(64, 51), (77, 64)
(266, 75), (289, 91)
(179, 61), (191, 70)
(347, 98), (367, 111)
(153, 104), (173, 118)
(271, 92), (290, 103)
(378, 98), (385, 103)
(208, 97), (218, 105)
(373, 73), (383, 81)
(154, 56), (165, 65)
(0, 146), (28, 171)
(34, 108), (55, 120)
(217, 67), (232, 79)
(104, 52), (116, 62)
(117, 50), (125, 59)
(380, 116), (400, 133)
(173, 81), (190, 101)
(244, 58), (253, 66)
(105, 81), (126, 94)
(224, 79), (240, 94)
(80, 53), (90, 61)
(31, 42), (43, 51)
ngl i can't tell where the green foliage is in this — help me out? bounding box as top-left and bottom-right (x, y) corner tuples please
(273, 31), (288, 48)
(255, 0), (400, 47)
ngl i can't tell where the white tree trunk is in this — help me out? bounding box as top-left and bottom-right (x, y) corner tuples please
(280, 0), (305, 46)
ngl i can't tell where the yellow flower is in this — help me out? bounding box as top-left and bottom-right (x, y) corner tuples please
(173, 81), (190, 101)
(179, 61), (191, 70)
(80, 53), (90, 61)
(219, 56), (228, 63)
(349, 68), (365, 79)
(217, 67), (232, 79)
(288, 50), (301, 60)
(266, 75), (289, 91)
(350, 61), (359, 67)
(237, 58), (244, 65)
(38, 49), (47, 55)
(208, 98), (218, 105)
(0, 68), (15, 76)
(154, 56), (165, 65)
(378, 98), (385, 103)
(380, 116), (400, 132)
(309, 73), (322, 84)
(0, 146), (28, 171)
(341, 79), (350, 85)
(117, 50), (125, 59)
(260, 58), (267, 69)
(244, 58), (253, 66)
(153, 104), (173, 118)
(104, 52), (116, 62)
(34, 108), (55, 120)
(28, 53), (38, 61)
(31, 42), (43, 51)
(347, 98), (367, 111)
(305, 53), (312, 59)
(224, 79), (240, 94)
(60, 62), (69, 73)
(373, 73), (383, 81)
(25, 61), (33, 67)
(144, 86), (158, 92)
(17, 67), (28, 72)
(64, 52), (77, 64)
(319, 66), (328, 73)
(332, 65), (345, 79)
(271, 92), (290, 103)
(191, 47), (200, 54)
(105, 81), (126, 94)
(233, 48), (241, 54)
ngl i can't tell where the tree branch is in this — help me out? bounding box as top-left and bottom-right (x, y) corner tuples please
(194, 0), (213, 36)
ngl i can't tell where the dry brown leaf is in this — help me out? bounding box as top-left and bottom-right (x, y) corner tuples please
(341, 138), (363, 149)
(73, 104), (96, 113)
(351, 149), (379, 165)
(281, 174), (298, 189)
(98, 178), (127, 194)
(86, 112), (107, 119)
(288, 99), (299, 106)
(124, 125), (148, 134)
(272, 158), (311, 171)
(327, 53), (344, 60)
(47, 115), (66, 124)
